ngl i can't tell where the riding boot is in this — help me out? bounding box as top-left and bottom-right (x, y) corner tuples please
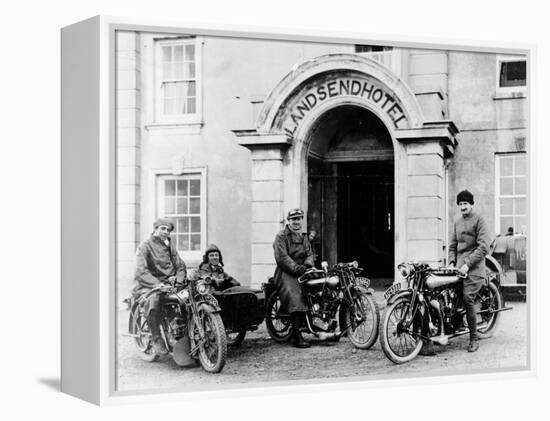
(291, 312), (310, 349)
(419, 340), (436, 356)
(466, 303), (479, 353)
(147, 309), (168, 355)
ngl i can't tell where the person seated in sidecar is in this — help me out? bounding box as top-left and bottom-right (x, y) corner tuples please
(198, 244), (240, 291)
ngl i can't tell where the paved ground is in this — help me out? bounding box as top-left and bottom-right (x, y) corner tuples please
(115, 291), (528, 393)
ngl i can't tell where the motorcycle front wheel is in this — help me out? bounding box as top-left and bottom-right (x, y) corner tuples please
(265, 292), (292, 343)
(380, 296), (423, 364)
(339, 293), (380, 349)
(128, 306), (159, 362)
(476, 281), (503, 339)
(189, 307), (227, 373)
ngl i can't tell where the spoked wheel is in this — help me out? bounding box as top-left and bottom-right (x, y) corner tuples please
(128, 305), (159, 362)
(189, 308), (227, 373)
(380, 296), (423, 364)
(476, 281), (503, 339)
(226, 329), (247, 346)
(340, 293), (380, 349)
(265, 292), (292, 343)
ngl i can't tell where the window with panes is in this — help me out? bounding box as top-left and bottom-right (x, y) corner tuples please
(159, 175), (203, 253)
(496, 153), (527, 235)
(159, 39), (197, 117)
(499, 60), (526, 88)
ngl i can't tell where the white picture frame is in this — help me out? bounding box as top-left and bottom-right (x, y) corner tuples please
(61, 15), (534, 405)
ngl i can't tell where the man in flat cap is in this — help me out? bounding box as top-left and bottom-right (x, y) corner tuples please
(448, 190), (491, 353)
(132, 218), (187, 355)
(273, 208), (315, 348)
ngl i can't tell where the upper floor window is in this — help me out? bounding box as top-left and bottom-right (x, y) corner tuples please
(355, 45), (402, 76)
(155, 37), (202, 124)
(499, 60), (526, 88)
(495, 153), (527, 235)
(496, 55), (527, 95)
(355, 45), (389, 53)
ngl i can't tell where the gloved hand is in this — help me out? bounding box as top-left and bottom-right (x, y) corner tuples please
(157, 282), (171, 293)
(296, 265), (307, 276)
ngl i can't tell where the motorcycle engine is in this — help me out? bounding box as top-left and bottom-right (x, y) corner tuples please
(309, 288), (339, 323)
(167, 315), (187, 343)
(438, 289), (459, 334)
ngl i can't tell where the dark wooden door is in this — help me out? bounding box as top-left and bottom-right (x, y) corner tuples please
(308, 161), (394, 277)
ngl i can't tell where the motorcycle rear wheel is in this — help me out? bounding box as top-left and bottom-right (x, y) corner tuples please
(476, 281), (502, 339)
(226, 329), (247, 346)
(189, 308), (227, 373)
(380, 296), (423, 364)
(340, 293), (380, 349)
(128, 306), (160, 362)
(265, 292), (293, 343)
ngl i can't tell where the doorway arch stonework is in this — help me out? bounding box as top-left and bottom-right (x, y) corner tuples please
(234, 54), (458, 287)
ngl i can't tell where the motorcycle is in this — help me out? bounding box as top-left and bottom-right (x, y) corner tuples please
(126, 275), (227, 373)
(380, 261), (512, 364)
(263, 261), (380, 349)
(213, 286), (266, 346)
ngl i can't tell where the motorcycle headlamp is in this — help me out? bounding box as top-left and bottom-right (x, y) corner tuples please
(176, 289), (190, 301)
(196, 281), (211, 295)
(398, 263), (411, 278)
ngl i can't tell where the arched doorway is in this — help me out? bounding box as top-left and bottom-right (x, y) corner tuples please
(235, 54), (458, 288)
(305, 105), (394, 277)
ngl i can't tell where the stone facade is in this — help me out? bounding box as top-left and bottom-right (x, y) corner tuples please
(116, 31), (527, 288)
(116, 31), (142, 282)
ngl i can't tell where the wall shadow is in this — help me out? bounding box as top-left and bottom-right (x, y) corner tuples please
(37, 377), (60, 392)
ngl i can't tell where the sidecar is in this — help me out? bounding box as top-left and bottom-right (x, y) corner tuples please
(213, 286), (265, 346)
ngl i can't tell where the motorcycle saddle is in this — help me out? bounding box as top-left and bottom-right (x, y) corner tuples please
(425, 273), (461, 290)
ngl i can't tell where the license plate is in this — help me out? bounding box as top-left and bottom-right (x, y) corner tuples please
(384, 281), (406, 301)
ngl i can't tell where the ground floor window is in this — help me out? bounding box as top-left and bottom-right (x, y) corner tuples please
(157, 172), (205, 259)
(495, 153), (526, 235)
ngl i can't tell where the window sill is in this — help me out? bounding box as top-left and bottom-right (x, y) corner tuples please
(493, 91), (527, 100)
(145, 121), (203, 134)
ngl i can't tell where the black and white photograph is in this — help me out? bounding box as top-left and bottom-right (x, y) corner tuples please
(113, 26), (529, 393)
(4, 0), (548, 419)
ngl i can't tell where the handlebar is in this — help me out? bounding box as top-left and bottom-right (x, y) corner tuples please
(312, 261), (363, 272)
(433, 266), (468, 278)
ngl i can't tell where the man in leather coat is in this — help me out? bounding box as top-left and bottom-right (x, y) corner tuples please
(133, 218), (187, 355)
(198, 244), (240, 291)
(448, 190), (491, 353)
(273, 208), (315, 348)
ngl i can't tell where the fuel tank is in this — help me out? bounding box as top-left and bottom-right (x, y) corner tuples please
(425, 274), (461, 290)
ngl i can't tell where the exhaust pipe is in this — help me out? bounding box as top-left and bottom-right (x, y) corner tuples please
(431, 334), (449, 346)
(317, 331), (339, 341)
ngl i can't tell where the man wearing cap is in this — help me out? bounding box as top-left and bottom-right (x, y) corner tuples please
(133, 218), (187, 355)
(448, 190), (491, 353)
(273, 208), (315, 348)
(198, 244), (240, 291)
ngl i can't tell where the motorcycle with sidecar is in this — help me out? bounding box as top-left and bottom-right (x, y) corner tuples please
(213, 285), (266, 346)
(126, 275), (227, 373)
